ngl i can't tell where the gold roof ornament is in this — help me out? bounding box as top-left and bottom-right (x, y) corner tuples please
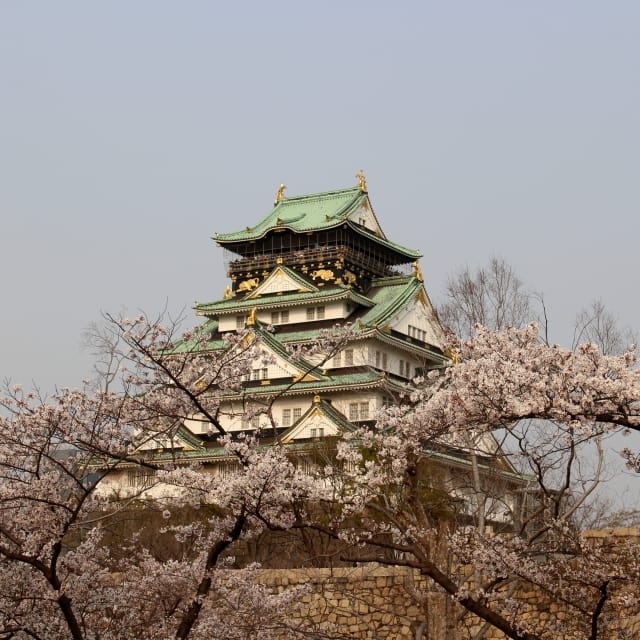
(356, 169), (368, 193)
(443, 347), (460, 365)
(274, 183), (286, 205)
(412, 261), (424, 282)
(246, 307), (257, 326)
(313, 394), (321, 404)
(223, 285), (233, 299)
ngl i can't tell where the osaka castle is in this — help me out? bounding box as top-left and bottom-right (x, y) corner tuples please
(201, 173), (447, 438)
(103, 174), (456, 492)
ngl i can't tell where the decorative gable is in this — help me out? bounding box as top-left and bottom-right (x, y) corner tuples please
(280, 398), (348, 443)
(134, 428), (203, 453)
(347, 199), (384, 236)
(246, 265), (317, 298)
(391, 290), (445, 349)
(250, 335), (323, 381)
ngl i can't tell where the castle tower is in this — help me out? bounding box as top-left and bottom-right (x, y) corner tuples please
(185, 178), (448, 443)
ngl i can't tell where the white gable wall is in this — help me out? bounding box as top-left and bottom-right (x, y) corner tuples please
(392, 297), (444, 349)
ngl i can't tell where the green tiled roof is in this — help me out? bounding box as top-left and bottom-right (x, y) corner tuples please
(214, 186), (421, 260)
(357, 276), (423, 327)
(195, 286), (373, 315)
(216, 188), (365, 242)
(251, 324), (324, 376)
(223, 369), (402, 398)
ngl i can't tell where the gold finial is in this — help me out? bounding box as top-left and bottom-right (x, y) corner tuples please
(246, 307), (257, 326)
(223, 285), (233, 299)
(313, 394), (321, 404)
(356, 170), (368, 193)
(274, 183), (286, 205)
(412, 261), (423, 282)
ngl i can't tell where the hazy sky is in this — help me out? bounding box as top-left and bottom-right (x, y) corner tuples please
(1, 1), (638, 393)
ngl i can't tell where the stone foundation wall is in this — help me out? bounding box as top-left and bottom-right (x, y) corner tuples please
(251, 529), (640, 639)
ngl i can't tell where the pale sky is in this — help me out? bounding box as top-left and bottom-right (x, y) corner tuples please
(1, 1), (638, 396)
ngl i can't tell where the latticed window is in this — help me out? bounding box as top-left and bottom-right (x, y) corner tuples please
(359, 402), (369, 420)
(128, 469), (156, 488)
(344, 349), (354, 366)
(280, 309), (289, 323)
(307, 308), (315, 321)
(282, 409), (292, 427)
(236, 315), (245, 329)
(316, 306), (325, 319)
(349, 403), (359, 421)
(293, 407), (302, 421)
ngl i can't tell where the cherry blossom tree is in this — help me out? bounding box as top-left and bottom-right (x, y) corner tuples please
(1, 314), (639, 639)
(301, 324), (640, 639)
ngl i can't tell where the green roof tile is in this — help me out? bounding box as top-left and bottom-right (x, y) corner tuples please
(214, 186), (421, 260)
(195, 286), (373, 315)
(216, 188), (365, 242)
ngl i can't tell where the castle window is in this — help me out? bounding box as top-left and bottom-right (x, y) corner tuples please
(349, 403), (359, 421)
(251, 368), (268, 380)
(375, 351), (381, 368)
(399, 359), (405, 376)
(359, 402), (369, 420)
(405, 361), (411, 378)
(270, 310), (289, 324)
(128, 469), (156, 488)
(382, 353), (388, 369)
(282, 409), (292, 427)
(293, 407), (302, 421)
(344, 349), (354, 366)
(333, 352), (341, 367)
(236, 315), (245, 329)
(307, 306), (325, 321)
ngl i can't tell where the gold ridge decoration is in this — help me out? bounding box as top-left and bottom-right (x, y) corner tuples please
(237, 277), (259, 292)
(356, 170), (368, 192)
(310, 269), (334, 281)
(412, 261), (424, 282)
(246, 307), (257, 326)
(343, 270), (357, 286)
(223, 285), (233, 299)
(274, 183), (286, 205)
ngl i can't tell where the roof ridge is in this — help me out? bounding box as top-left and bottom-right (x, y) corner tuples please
(275, 186), (361, 203)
